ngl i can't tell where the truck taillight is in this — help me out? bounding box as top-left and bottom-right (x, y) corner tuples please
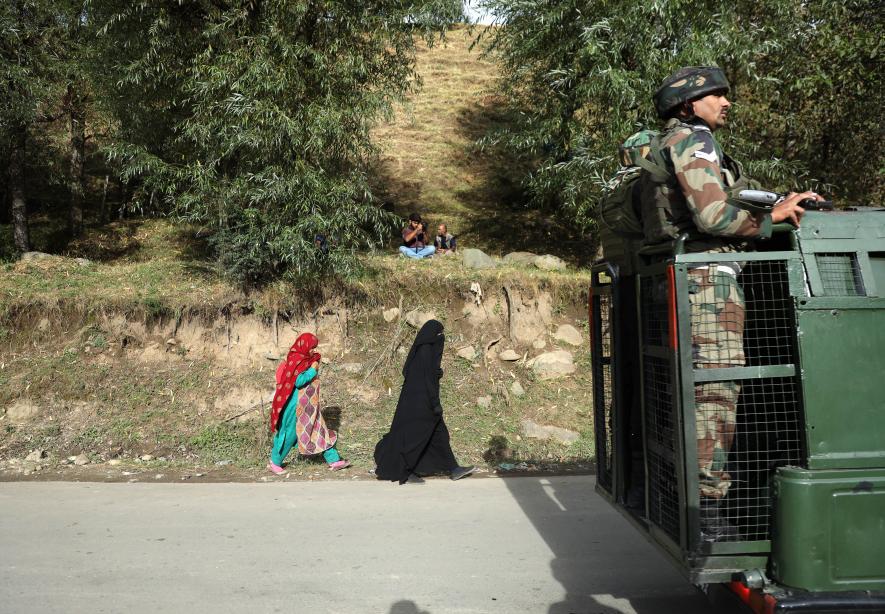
(727, 581), (778, 614)
(667, 264), (678, 350)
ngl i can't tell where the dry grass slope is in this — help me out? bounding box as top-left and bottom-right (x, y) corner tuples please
(372, 26), (587, 261)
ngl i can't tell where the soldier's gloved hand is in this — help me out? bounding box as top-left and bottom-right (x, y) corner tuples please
(432, 403), (443, 416)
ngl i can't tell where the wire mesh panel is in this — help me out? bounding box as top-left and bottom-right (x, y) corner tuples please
(640, 270), (682, 544)
(687, 258), (803, 543)
(645, 355), (681, 542)
(641, 274), (670, 348)
(816, 253), (865, 296)
(726, 378), (803, 541)
(592, 288), (615, 493)
(644, 356), (676, 452)
(741, 261), (796, 366)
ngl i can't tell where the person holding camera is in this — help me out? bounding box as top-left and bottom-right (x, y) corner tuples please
(399, 212), (436, 259)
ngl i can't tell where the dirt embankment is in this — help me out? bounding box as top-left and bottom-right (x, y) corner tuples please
(1, 265), (594, 482)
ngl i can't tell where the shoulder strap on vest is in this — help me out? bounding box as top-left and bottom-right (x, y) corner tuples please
(636, 133), (669, 182)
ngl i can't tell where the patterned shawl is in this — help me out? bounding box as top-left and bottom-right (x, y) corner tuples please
(270, 333), (321, 433)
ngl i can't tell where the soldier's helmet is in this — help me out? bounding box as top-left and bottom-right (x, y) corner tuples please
(653, 66), (730, 119)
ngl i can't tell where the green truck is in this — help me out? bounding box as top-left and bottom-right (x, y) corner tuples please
(590, 209), (885, 612)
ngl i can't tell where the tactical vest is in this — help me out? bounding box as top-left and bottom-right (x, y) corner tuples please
(639, 119), (760, 252)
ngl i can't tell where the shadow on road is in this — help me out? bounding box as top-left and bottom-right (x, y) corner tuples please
(501, 476), (713, 614)
(389, 600), (431, 614)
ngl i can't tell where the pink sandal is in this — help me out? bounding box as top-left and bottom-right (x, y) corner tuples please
(328, 460), (351, 471)
(267, 462), (285, 475)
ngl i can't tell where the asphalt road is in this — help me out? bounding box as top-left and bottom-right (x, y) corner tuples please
(0, 475), (714, 614)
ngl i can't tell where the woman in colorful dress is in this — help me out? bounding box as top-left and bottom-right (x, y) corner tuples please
(268, 332), (350, 474)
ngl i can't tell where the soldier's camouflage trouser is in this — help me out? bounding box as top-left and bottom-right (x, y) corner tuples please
(688, 265), (745, 500)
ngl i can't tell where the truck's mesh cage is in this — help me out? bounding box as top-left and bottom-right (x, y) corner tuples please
(645, 355), (681, 542)
(644, 356), (676, 451)
(690, 259), (803, 542)
(641, 271), (682, 544)
(592, 289), (614, 492)
(647, 449), (682, 542)
(641, 275), (670, 348)
(725, 378), (803, 541)
(741, 261), (796, 366)
(816, 253), (865, 296)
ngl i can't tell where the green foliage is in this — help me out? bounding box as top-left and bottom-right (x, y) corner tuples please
(0, 1), (63, 134)
(94, 0), (462, 285)
(477, 0), (883, 233)
(189, 423), (258, 463)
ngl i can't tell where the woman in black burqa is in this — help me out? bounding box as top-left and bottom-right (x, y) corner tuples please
(374, 320), (475, 484)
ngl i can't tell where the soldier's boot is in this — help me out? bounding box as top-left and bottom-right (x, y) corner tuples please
(625, 451), (646, 514)
(699, 498), (739, 542)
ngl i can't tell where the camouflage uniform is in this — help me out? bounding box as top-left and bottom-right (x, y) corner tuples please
(642, 70), (772, 500)
(641, 117), (771, 249)
(689, 265), (744, 499)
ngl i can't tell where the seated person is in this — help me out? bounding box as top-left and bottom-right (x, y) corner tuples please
(399, 213), (435, 259)
(434, 224), (457, 255)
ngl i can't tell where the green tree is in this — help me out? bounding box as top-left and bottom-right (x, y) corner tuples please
(1, 0), (65, 252)
(1, 0), (97, 251)
(477, 0), (883, 234)
(60, 0), (93, 237)
(94, 0), (461, 286)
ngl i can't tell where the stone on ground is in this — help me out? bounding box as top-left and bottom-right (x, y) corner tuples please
(338, 362), (363, 374)
(497, 349), (520, 361)
(504, 285), (552, 345)
(477, 396), (492, 408)
(456, 346), (477, 361)
(521, 419), (580, 445)
(503, 252), (538, 265)
(25, 449), (46, 462)
(382, 307), (400, 322)
(20, 251), (54, 262)
(73, 453), (89, 466)
(405, 309), (436, 329)
(510, 381), (526, 397)
(531, 350), (576, 380)
(462, 248), (497, 269)
(4, 400), (39, 423)
(533, 254), (567, 271)
(554, 324), (584, 346)
(352, 387), (381, 405)
(532, 337), (547, 350)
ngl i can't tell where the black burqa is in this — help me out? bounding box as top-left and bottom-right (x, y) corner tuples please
(374, 320), (458, 484)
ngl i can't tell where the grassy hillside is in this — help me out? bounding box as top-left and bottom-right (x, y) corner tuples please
(371, 26), (587, 262)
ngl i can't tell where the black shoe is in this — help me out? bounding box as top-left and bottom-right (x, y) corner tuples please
(450, 465), (476, 481)
(700, 499), (739, 542)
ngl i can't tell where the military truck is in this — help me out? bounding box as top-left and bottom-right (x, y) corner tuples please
(590, 209), (885, 612)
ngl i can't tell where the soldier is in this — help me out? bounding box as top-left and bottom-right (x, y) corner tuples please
(640, 66), (821, 541)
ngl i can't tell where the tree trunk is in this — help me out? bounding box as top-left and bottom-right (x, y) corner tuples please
(66, 84), (86, 236)
(99, 175), (109, 224)
(9, 127), (30, 253)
